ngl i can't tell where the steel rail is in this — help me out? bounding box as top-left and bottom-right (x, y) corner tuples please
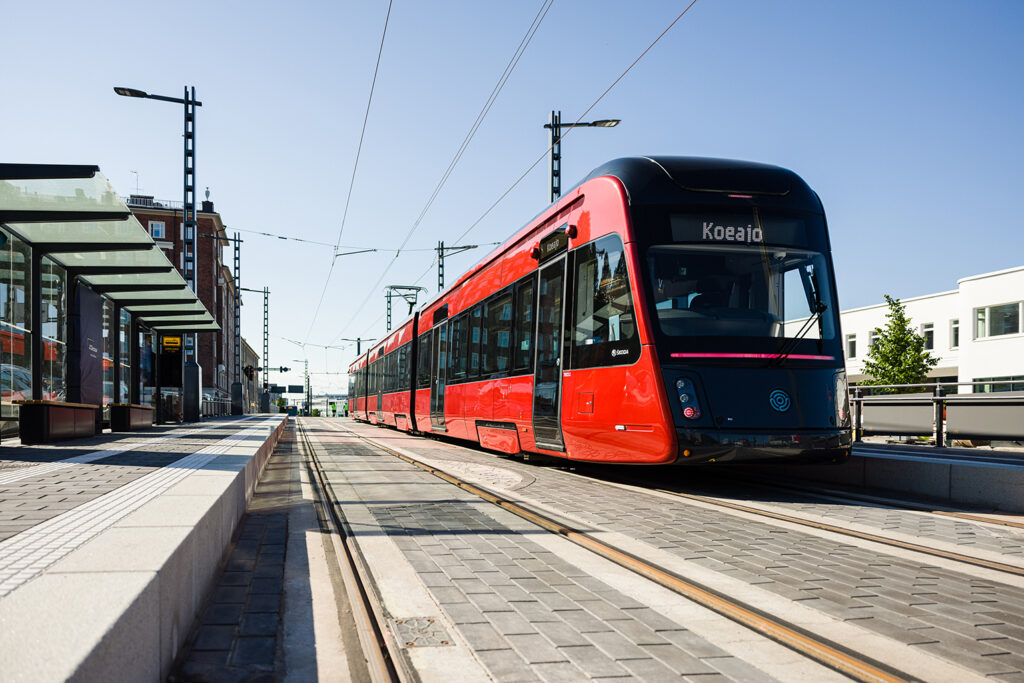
(295, 420), (400, 683)
(708, 472), (1024, 531)
(330, 420), (915, 683)
(623, 484), (1024, 578)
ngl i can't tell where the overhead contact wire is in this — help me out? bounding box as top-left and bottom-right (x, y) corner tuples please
(331, 1), (553, 344)
(450, 0), (700, 248)
(305, 0), (395, 344)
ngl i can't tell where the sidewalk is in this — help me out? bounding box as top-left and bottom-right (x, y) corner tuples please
(0, 415), (287, 681)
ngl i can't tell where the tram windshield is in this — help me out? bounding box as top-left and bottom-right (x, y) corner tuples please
(646, 244), (837, 341)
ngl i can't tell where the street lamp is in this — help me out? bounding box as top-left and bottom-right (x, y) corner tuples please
(115, 84), (204, 421)
(543, 110), (620, 203)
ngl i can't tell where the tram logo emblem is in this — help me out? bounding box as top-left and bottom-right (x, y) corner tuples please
(768, 389), (791, 412)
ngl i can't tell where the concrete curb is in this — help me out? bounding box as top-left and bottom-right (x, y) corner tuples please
(0, 415), (288, 682)
(775, 450), (1024, 512)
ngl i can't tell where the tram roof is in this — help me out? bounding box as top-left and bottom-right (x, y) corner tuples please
(583, 156), (821, 210)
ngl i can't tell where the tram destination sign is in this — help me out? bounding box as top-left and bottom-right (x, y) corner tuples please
(670, 213), (809, 247)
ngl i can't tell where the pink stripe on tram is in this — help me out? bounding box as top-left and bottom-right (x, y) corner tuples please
(670, 352), (835, 360)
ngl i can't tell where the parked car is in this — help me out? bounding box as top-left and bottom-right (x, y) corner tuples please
(1, 364), (32, 402)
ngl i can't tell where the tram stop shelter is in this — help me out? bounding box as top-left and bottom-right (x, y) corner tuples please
(1, 164), (218, 443)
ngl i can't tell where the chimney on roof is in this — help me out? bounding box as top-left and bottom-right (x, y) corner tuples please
(202, 186), (214, 213)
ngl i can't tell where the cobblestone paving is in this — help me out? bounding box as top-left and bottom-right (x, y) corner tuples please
(171, 427), (298, 682)
(0, 421), (260, 542)
(670, 479), (1024, 558)
(312, 439), (779, 683)
(361, 436), (1024, 680)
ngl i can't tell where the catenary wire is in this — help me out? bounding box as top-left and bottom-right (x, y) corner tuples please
(339, 1), (699, 350)
(448, 0), (701, 248)
(304, 0), (395, 344)
(325, 2), (554, 344)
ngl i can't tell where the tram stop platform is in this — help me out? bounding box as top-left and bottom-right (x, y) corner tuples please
(0, 414), (287, 682)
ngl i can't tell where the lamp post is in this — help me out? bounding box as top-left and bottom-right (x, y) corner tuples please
(201, 231), (244, 415)
(240, 286), (270, 411)
(543, 110), (620, 203)
(292, 358), (310, 416)
(115, 85), (203, 421)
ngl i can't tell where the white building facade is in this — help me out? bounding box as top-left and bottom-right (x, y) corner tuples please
(841, 266), (1024, 392)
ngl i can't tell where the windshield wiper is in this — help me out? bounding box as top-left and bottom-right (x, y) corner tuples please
(772, 300), (827, 366)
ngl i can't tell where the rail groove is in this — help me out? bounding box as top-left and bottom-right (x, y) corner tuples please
(612, 480), (1024, 577)
(296, 420), (400, 683)
(328, 420), (917, 683)
(716, 474), (1024, 531)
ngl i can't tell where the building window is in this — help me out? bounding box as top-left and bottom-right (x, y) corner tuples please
(149, 221), (165, 239)
(974, 375), (1024, 393)
(921, 322), (934, 350)
(868, 330), (878, 349)
(950, 319), (959, 349)
(845, 334), (856, 359)
(975, 302), (1022, 338)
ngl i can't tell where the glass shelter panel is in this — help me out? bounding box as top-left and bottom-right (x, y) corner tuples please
(2, 228), (32, 435)
(40, 258), (66, 400)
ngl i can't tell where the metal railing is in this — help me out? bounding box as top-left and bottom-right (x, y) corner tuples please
(850, 381), (1024, 447)
(202, 398), (232, 417)
(123, 196), (184, 210)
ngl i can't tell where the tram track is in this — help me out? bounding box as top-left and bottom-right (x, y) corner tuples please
(612, 483), (1024, 578)
(295, 420), (400, 683)
(321, 419), (922, 683)
(701, 472), (1024, 532)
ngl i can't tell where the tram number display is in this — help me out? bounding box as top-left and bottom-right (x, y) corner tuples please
(538, 226), (569, 261)
(670, 213), (808, 247)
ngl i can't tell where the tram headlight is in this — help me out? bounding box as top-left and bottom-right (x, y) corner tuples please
(675, 377), (703, 420)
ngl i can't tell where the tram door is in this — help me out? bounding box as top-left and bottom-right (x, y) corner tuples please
(429, 323), (448, 430)
(532, 256), (567, 450)
(375, 353), (384, 422)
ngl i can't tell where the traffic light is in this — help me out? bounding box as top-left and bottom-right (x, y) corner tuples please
(243, 365), (255, 380)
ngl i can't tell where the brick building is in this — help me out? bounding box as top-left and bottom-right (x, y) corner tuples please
(125, 193), (239, 406)
(241, 338), (261, 413)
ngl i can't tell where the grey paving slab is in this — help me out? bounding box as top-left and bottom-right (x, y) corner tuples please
(310, 423), (784, 683)
(374, 430), (1024, 680)
(171, 425), (302, 681)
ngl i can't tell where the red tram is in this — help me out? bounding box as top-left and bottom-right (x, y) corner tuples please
(348, 157), (852, 464)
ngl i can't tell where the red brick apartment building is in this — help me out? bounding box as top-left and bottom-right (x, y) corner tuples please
(126, 193), (240, 407)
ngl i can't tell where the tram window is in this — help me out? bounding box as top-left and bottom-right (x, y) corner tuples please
(449, 315), (468, 380)
(417, 332), (432, 388)
(572, 234), (639, 368)
(485, 289), (513, 374)
(469, 305), (483, 377)
(646, 245), (836, 340)
(513, 276), (535, 372)
(397, 345), (407, 389)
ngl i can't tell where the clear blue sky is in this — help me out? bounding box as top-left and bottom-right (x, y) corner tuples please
(4, 1), (1022, 393)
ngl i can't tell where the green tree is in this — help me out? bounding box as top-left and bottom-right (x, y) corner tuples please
(861, 295), (938, 391)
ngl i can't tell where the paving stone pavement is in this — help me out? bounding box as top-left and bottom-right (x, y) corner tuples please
(311, 429), (783, 683)
(0, 420), (263, 543)
(689, 484), (1024, 558)
(171, 427), (300, 682)
(340, 422), (1024, 681)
